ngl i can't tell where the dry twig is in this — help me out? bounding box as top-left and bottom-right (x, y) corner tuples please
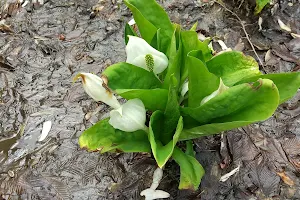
(214, 0), (267, 73)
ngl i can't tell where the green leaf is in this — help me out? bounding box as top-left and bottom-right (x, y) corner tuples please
(163, 25), (182, 89)
(255, 0), (271, 14)
(116, 88), (168, 111)
(102, 62), (162, 90)
(185, 140), (195, 157)
(206, 51), (262, 86)
(79, 118), (151, 153)
(149, 111), (183, 168)
(124, 0), (157, 44)
(162, 75), (181, 143)
(124, 23), (137, 44)
(187, 50), (219, 108)
(190, 22), (198, 31)
(172, 147), (205, 190)
(182, 79), (279, 125)
(237, 72), (300, 104)
(180, 121), (251, 140)
(180, 30), (212, 84)
(125, 0), (174, 54)
(150, 29), (160, 51)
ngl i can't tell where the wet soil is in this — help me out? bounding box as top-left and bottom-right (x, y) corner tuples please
(0, 0), (299, 199)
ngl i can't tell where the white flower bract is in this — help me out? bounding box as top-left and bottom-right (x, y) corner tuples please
(73, 73), (121, 109)
(126, 36), (168, 74)
(109, 99), (146, 132)
(140, 168), (170, 200)
(201, 78), (229, 105)
(181, 81), (189, 97)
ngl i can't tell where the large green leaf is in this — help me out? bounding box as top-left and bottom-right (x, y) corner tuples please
(237, 72), (300, 104)
(255, 0), (271, 14)
(102, 62), (162, 90)
(149, 111), (183, 168)
(180, 31), (212, 84)
(206, 51), (262, 86)
(124, 0), (157, 44)
(125, 0), (174, 54)
(172, 147), (205, 190)
(182, 79), (279, 125)
(116, 88), (168, 111)
(79, 118), (151, 153)
(162, 75), (181, 144)
(163, 25), (182, 89)
(180, 121), (250, 140)
(124, 23), (137, 44)
(187, 50), (219, 108)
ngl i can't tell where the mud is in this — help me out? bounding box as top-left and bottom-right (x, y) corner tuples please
(0, 0), (299, 199)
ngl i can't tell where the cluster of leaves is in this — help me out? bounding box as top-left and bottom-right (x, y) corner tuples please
(79, 0), (300, 190)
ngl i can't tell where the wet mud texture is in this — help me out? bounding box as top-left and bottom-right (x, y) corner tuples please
(0, 0), (300, 199)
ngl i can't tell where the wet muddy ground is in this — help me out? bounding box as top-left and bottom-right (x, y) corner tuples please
(0, 0), (300, 199)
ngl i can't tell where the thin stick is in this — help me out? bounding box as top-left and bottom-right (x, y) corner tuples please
(214, 0), (267, 74)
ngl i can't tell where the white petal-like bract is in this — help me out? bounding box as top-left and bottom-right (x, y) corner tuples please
(109, 99), (146, 132)
(150, 168), (163, 190)
(126, 36), (168, 74)
(73, 73), (121, 109)
(140, 188), (170, 200)
(181, 81), (189, 97)
(201, 78), (229, 105)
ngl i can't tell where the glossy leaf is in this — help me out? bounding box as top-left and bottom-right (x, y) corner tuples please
(255, 0), (271, 14)
(124, 0), (157, 44)
(182, 79), (279, 125)
(124, 23), (137, 44)
(190, 22), (198, 31)
(102, 62), (162, 90)
(163, 25), (182, 89)
(116, 88), (168, 111)
(162, 75), (181, 144)
(125, 0), (174, 54)
(206, 51), (262, 86)
(149, 111), (183, 168)
(237, 72), (300, 104)
(79, 118), (150, 153)
(180, 121), (250, 140)
(180, 30), (212, 84)
(172, 147), (205, 190)
(187, 50), (219, 107)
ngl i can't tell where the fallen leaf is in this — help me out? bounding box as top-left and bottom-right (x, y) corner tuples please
(39, 121), (52, 141)
(219, 165), (240, 182)
(276, 171), (294, 186)
(277, 19), (291, 32)
(291, 33), (300, 38)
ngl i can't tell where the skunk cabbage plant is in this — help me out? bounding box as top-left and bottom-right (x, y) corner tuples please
(74, 0), (300, 193)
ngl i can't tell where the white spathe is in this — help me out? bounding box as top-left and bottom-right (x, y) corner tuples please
(73, 73), (121, 109)
(200, 78), (229, 105)
(109, 99), (146, 132)
(181, 81), (189, 97)
(140, 168), (170, 200)
(126, 36), (168, 74)
(140, 188), (170, 200)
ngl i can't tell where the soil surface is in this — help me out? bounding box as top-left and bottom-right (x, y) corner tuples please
(0, 0), (299, 199)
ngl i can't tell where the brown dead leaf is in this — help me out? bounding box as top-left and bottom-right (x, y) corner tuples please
(0, 22), (13, 33)
(276, 171), (294, 186)
(272, 46), (300, 65)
